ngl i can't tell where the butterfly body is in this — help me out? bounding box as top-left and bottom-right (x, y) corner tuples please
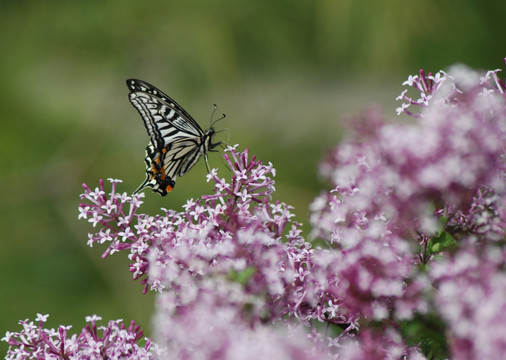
(127, 79), (220, 196)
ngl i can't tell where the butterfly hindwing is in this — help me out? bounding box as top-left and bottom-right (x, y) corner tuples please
(127, 79), (219, 196)
(133, 142), (175, 196)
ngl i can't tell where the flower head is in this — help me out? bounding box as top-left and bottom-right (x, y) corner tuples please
(3, 314), (162, 360)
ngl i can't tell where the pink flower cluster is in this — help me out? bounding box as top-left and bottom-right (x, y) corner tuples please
(430, 247), (506, 359)
(3, 314), (161, 360)
(317, 66), (505, 238)
(153, 296), (326, 360)
(77, 147), (331, 358)
(4, 62), (505, 360)
(309, 64), (505, 358)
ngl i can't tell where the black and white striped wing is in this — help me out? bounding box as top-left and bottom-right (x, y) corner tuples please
(127, 79), (211, 196)
(126, 79), (205, 149)
(135, 138), (203, 196)
(159, 137), (206, 179)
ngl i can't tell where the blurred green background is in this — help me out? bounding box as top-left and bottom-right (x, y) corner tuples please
(1, 0), (504, 352)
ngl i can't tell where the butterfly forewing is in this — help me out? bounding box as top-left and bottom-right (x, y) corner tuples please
(127, 79), (218, 196)
(127, 79), (204, 140)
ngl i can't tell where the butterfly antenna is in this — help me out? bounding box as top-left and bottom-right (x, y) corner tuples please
(212, 113), (226, 127)
(210, 104), (218, 127)
(210, 103), (226, 128)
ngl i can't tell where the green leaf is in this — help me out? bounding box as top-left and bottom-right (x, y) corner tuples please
(401, 313), (449, 359)
(427, 231), (456, 255)
(436, 216), (448, 235)
(228, 267), (256, 285)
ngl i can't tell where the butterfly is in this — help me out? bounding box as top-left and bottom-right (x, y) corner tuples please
(126, 79), (221, 196)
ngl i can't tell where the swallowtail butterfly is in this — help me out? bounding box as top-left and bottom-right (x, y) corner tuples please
(127, 79), (221, 196)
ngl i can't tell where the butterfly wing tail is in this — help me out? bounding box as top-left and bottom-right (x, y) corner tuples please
(133, 175), (151, 195)
(134, 174), (175, 197)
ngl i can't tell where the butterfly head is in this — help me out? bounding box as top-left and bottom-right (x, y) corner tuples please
(205, 127), (221, 153)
